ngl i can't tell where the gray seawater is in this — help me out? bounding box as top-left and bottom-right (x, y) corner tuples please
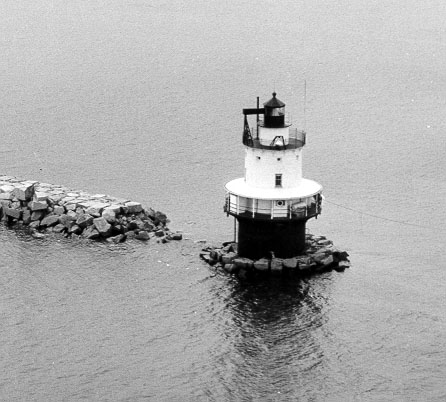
(1, 0), (446, 400)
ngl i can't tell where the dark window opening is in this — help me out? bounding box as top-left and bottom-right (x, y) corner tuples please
(275, 174), (282, 187)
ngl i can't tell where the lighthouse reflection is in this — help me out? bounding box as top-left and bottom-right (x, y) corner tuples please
(210, 274), (333, 399)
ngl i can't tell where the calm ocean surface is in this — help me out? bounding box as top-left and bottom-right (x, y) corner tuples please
(1, 1), (446, 400)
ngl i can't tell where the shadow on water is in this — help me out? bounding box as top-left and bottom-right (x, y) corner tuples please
(206, 272), (335, 400)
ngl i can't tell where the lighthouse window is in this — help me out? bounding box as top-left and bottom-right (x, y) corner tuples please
(275, 174), (282, 187)
(277, 158), (281, 161)
(257, 156), (261, 160)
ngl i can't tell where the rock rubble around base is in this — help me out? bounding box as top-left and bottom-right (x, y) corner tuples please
(200, 234), (350, 279)
(0, 175), (182, 244)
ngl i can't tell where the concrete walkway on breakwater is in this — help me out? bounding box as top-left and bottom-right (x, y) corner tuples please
(200, 234), (350, 279)
(0, 175), (182, 243)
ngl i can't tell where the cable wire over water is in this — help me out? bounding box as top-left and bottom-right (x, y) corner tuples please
(323, 199), (440, 231)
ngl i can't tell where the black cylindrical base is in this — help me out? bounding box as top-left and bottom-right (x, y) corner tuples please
(236, 218), (307, 260)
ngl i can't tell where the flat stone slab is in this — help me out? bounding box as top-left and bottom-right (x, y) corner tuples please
(28, 201), (48, 211)
(125, 201), (143, 214)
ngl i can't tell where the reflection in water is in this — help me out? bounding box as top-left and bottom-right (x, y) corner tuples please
(208, 274), (334, 400)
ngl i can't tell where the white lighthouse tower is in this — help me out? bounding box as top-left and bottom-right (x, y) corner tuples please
(224, 92), (323, 259)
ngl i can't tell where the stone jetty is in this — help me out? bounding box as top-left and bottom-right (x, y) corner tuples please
(0, 175), (182, 243)
(200, 234), (350, 278)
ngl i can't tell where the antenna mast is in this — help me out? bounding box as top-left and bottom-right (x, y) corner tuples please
(303, 80), (307, 132)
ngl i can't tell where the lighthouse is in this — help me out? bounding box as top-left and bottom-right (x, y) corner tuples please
(224, 92), (323, 259)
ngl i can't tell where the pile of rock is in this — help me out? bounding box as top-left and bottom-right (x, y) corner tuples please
(0, 175), (182, 243)
(200, 234), (350, 278)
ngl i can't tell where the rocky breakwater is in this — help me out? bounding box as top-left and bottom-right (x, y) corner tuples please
(200, 234), (350, 279)
(0, 175), (182, 243)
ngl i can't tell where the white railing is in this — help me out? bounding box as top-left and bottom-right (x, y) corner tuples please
(224, 193), (321, 220)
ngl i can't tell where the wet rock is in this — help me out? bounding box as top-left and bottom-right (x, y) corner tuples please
(5, 207), (21, 220)
(229, 243), (238, 254)
(168, 232), (182, 241)
(253, 258), (269, 272)
(127, 219), (138, 231)
(312, 251), (329, 264)
(143, 220), (156, 231)
(40, 215), (60, 227)
(135, 230), (150, 241)
(200, 252), (213, 264)
(31, 231), (45, 239)
(83, 226), (100, 240)
(59, 214), (75, 229)
(270, 258), (284, 273)
(317, 239), (333, 246)
(237, 268), (249, 279)
(69, 224), (82, 235)
(125, 230), (136, 239)
(93, 217), (111, 236)
(111, 224), (124, 235)
(233, 257), (253, 270)
(334, 260), (351, 271)
(135, 219), (147, 231)
(155, 229), (165, 237)
(210, 248), (222, 262)
(333, 249), (350, 262)
(76, 214), (94, 229)
(28, 221), (40, 230)
(53, 223), (66, 233)
(109, 234), (126, 243)
(314, 255), (334, 273)
(221, 252), (237, 265)
(154, 211), (168, 225)
(283, 257), (298, 270)
(223, 263), (238, 274)
(22, 209), (31, 225)
(298, 262), (315, 274)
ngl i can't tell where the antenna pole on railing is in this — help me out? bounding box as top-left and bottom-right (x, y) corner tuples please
(303, 80), (307, 132)
(256, 96), (260, 139)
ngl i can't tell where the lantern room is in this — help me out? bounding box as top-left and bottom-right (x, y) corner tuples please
(263, 92), (288, 128)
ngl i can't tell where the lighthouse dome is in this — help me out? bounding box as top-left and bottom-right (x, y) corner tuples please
(263, 92), (285, 108)
(263, 92), (286, 128)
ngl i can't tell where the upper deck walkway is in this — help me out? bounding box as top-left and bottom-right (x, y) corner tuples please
(243, 127), (306, 150)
